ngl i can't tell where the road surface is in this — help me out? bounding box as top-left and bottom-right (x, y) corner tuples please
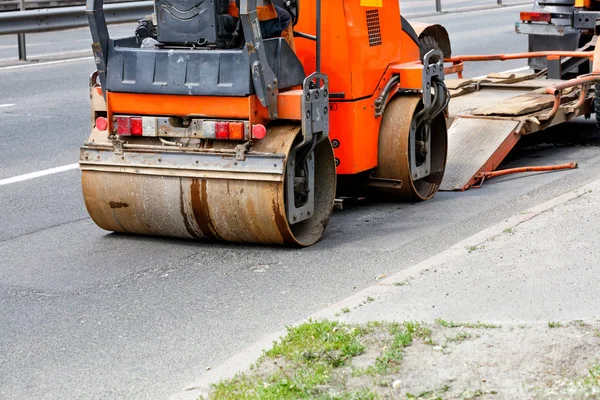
(2, 4), (599, 399)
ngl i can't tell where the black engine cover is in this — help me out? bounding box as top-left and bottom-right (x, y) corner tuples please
(156, 0), (234, 46)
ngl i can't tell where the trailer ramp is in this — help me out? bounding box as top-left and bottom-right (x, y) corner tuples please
(441, 73), (592, 191)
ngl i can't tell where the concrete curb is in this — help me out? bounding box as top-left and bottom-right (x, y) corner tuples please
(171, 177), (600, 400)
(404, 2), (530, 19)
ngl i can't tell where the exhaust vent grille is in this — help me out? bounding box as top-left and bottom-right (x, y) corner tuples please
(366, 9), (382, 47)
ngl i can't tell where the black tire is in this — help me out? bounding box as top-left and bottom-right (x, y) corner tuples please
(419, 35), (442, 64)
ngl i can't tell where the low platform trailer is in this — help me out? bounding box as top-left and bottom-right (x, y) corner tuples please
(441, 49), (600, 190)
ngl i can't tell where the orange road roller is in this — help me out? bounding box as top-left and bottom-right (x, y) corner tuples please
(80, 0), (451, 246)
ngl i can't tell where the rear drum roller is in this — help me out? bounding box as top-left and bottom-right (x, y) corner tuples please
(81, 124), (336, 247)
(372, 95), (448, 201)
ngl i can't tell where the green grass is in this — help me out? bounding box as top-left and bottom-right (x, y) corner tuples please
(341, 307), (351, 314)
(403, 321), (433, 342)
(265, 320), (365, 365)
(434, 319), (501, 329)
(542, 363), (600, 398)
(207, 320), (508, 399)
(435, 318), (462, 328)
(460, 388), (485, 399)
(548, 321), (564, 328)
(503, 228), (514, 234)
(353, 323), (415, 377)
(209, 320), (371, 399)
(466, 245), (481, 253)
(406, 384), (451, 399)
(445, 331), (472, 342)
(393, 279), (411, 287)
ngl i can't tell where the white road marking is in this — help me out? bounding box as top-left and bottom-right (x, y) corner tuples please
(0, 103), (15, 109)
(0, 56), (93, 71)
(0, 163), (79, 187)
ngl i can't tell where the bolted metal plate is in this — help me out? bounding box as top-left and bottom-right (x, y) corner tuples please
(441, 117), (521, 191)
(80, 146), (285, 181)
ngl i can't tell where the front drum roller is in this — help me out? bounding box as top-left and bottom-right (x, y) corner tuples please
(373, 95), (448, 201)
(81, 124), (336, 247)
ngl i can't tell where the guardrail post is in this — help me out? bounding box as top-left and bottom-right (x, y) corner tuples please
(436, 0), (442, 12)
(17, 0), (26, 61)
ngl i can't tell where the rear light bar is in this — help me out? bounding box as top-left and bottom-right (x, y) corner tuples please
(520, 11), (552, 22)
(112, 116), (266, 140)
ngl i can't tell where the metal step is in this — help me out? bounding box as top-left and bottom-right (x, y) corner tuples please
(441, 118), (521, 191)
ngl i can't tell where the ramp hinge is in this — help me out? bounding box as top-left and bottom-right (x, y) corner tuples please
(112, 139), (124, 155)
(235, 141), (252, 161)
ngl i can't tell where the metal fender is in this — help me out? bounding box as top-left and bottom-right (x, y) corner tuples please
(407, 21), (452, 58)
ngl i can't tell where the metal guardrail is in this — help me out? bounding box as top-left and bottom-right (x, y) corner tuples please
(0, 0), (525, 61)
(0, 0), (134, 11)
(435, 0), (505, 13)
(0, 1), (151, 34)
(0, 0), (151, 60)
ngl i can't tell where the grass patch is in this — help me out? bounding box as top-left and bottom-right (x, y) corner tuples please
(393, 279), (411, 287)
(435, 318), (462, 328)
(541, 363), (600, 398)
(403, 321), (434, 344)
(341, 307), (351, 314)
(445, 331), (472, 343)
(209, 319), (370, 399)
(466, 245), (482, 253)
(406, 384), (451, 399)
(503, 228), (514, 234)
(435, 319), (500, 329)
(358, 297), (376, 307)
(353, 323), (413, 377)
(265, 320), (365, 365)
(548, 321), (564, 328)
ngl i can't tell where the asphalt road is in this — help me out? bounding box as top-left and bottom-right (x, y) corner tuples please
(2, 4), (600, 400)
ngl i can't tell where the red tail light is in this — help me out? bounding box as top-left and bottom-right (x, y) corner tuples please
(252, 124), (267, 140)
(95, 116), (108, 131)
(520, 11), (551, 22)
(130, 117), (143, 136)
(116, 117), (131, 135)
(216, 122), (230, 139)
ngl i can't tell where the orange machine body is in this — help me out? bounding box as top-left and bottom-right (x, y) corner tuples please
(106, 0), (425, 176)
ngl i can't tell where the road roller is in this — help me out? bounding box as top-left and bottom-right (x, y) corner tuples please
(80, 0), (451, 246)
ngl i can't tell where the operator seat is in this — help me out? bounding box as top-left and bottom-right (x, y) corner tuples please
(116, 0), (305, 96)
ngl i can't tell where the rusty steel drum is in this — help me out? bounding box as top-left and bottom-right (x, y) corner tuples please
(372, 95), (448, 201)
(80, 124), (336, 247)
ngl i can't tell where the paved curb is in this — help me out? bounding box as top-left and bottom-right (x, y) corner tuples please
(171, 177), (600, 400)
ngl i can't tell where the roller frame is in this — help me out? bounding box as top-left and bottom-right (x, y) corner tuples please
(80, 146), (286, 182)
(285, 71), (330, 225)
